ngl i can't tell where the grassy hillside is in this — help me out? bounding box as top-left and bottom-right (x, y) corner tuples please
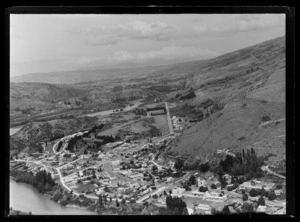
(10, 82), (89, 111)
(10, 116), (100, 156)
(168, 36), (286, 168)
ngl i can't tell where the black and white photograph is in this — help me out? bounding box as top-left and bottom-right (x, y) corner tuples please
(6, 6), (295, 217)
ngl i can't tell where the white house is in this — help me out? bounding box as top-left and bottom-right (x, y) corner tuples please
(166, 177), (174, 183)
(257, 205), (267, 213)
(187, 205), (195, 215)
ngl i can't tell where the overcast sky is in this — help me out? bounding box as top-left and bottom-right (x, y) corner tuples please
(10, 14), (285, 76)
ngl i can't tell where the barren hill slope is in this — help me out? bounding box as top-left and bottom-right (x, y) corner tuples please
(10, 82), (89, 111)
(169, 36), (286, 166)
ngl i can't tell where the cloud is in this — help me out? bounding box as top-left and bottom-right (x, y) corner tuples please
(72, 21), (181, 46)
(193, 14), (285, 35)
(78, 46), (219, 66)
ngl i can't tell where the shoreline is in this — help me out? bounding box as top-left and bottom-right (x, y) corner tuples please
(9, 177), (97, 214)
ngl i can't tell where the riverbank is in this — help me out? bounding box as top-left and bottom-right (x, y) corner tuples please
(9, 179), (97, 215)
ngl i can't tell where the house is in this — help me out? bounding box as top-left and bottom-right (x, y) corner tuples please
(257, 205), (267, 213)
(197, 178), (207, 187)
(239, 181), (275, 192)
(192, 191), (206, 197)
(166, 177), (174, 183)
(186, 205), (195, 215)
(171, 188), (185, 197)
(195, 204), (211, 211)
(203, 192), (227, 202)
(223, 174), (232, 184)
(130, 183), (140, 189)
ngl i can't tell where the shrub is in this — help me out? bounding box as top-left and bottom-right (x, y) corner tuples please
(211, 184), (217, 189)
(267, 190), (277, 201)
(249, 188), (258, 197)
(199, 186), (208, 192)
(222, 205), (231, 215)
(241, 202), (254, 213)
(199, 162), (210, 172)
(242, 193), (248, 201)
(257, 196), (266, 206)
(261, 115), (271, 122)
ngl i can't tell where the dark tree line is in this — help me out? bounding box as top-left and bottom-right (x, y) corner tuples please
(159, 195), (188, 215)
(215, 148), (264, 180)
(12, 169), (56, 194)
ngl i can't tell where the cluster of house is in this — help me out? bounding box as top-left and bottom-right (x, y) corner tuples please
(238, 179), (276, 192)
(187, 203), (212, 215)
(171, 116), (184, 132)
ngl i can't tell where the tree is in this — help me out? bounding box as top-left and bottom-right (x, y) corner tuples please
(211, 183), (217, 189)
(260, 188), (267, 197)
(199, 186), (208, 192)
(242, 193), (248, 201)
(257, 196), (266, 206)
(222, 205), (230, 215)
(267, 190), (277, 201)
(98, 195), (103, 208)
(199, 162), (210, 172)
(241, 202), (254, 213)
(188, 175), (196, 185)
(152, 165), (158, 171)
(174, 159), (184, 170)
(249, 188), (258, 197)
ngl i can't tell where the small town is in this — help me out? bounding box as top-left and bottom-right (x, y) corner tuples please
(9, 12), (291, 216)
(10, 101), (286, 215)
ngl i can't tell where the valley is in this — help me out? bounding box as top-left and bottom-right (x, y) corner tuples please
(10, 36), (286, 215)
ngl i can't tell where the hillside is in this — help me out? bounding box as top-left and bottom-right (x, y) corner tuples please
(10, 66), (163, 85)
(10, 36), (286, 168)
(168, 36), (286, 168)
(10, 116), (100, 156)
(10, 82), (90, 111)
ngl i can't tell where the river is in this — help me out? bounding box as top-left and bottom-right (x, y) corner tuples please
(84, 100), (143, 117)
(9, 179), (97, 215)
(10, 126), (23, 136)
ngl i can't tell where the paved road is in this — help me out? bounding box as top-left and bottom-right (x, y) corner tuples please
(165, 102), (174, 134)
(261, 165), (286, 179)
(136, 185), (169, 203)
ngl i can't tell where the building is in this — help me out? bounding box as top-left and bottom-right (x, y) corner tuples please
(130, 183), (140, 189)
(197, 178), (207, 187)
(166, 177), (174, 183)
(171, 188), (185, 197)
(275, 189), (283, 196)
(239, 181), (275, 192)
(187, 205), (195, 215)
(195, 204), (211, 211)
(257, 205), (267, 213)
(192, 191), (206, 197)
(146, 107), (166, 116)
(203, 192), (227, 202)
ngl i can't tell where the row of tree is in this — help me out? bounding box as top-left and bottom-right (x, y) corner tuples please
(214, 148), (265, 180)
(12, 169), (56, 194)
(158, 195), (189, 215)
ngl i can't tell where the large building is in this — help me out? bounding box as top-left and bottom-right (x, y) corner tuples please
(239, 180), (275, 192)
(146, 106), (166, 116)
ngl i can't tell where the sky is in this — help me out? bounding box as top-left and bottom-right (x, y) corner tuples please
(10, 14), (285, 76)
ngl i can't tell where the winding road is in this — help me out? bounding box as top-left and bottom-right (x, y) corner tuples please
(261, 165), (286, 179)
